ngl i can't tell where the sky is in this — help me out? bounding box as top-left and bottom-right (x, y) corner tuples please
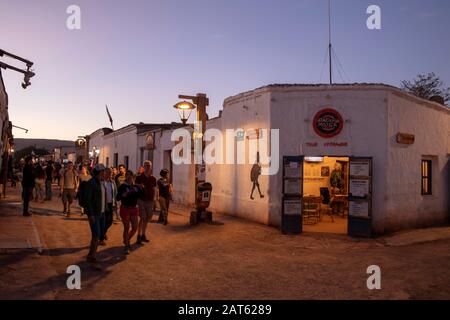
(1, 0), (449, 140)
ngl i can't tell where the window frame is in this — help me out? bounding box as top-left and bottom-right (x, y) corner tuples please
(421, 159), (432, 196)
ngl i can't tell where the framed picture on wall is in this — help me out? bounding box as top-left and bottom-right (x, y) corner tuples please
(321, 166), (330, 177)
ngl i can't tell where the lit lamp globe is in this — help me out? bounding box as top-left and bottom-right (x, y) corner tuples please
(174, 101), (195, 124)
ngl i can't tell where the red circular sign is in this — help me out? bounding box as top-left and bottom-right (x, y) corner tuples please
(313, 108), (344, 138)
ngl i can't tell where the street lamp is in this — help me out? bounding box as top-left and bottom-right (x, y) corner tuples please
(174, 101), (196, 125)
(173, 93), (213, 225)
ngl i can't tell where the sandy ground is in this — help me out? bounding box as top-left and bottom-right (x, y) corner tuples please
(1, 184), (449, 300)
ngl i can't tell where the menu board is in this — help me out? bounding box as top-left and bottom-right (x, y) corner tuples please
(350, 161), (370, 177)
(283, 199), (302, 215)
(284, 161), (302, 178)
(349, 201), (369, 218)
(349, 179), (370, 198)
(284, 178), (302, 195)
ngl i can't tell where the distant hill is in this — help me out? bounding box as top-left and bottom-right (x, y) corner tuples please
(14, 138), (74, 152)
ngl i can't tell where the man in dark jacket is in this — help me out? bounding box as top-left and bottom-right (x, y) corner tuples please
(84, 164), (106, 267)
(22, 156), (35, 216)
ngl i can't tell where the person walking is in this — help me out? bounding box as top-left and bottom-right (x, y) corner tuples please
(34, 163), (46, 203)
(157, 169), (172, 225)
(21, 156), (35, 216)
(115, 164), (126, 187)
(135, 160), (156, 244)
(100, 167), (117, 245)
(84, 164), (106, 268)
(54, 162), (62, 185)
(112, 167), (118, 180)
(44, 161), (54, 201)
(111, 167), (121, 222)
(77, 165), (92, 216)
(116, 170), (143, 254)
(60, 161), (78, 216)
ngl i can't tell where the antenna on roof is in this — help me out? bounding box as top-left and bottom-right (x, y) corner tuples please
(328, 0), (332, 85)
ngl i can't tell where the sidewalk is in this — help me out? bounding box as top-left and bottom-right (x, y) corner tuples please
(0, 192), (43, 253)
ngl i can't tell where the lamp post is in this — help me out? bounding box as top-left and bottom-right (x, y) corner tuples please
(173, 93), (212, 224)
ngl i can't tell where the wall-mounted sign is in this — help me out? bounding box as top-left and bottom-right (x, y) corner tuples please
(236, 129), (245, 141)
(350, 161), (370, 177)
(284, 161), (302, 178)
(396, 133), (415, 145)
(349, 179), (370, 198)
(246, 128), (261, 140)
(313, 108), (344, 138)
(145, 132), (155, 150)
(235, 129), (261, 141)
(349, 201), (369, 218)
(284, 178), (302, 195)
(283, 199), (302, 215)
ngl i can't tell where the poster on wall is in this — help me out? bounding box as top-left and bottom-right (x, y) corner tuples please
(349, 179), (370, 198)
(283, 199), (302, 215)
(349, 201), (369, 218)
(284, 178), (302, 195)
(284, 161), (302, 178)
(350, 161), (370, 177)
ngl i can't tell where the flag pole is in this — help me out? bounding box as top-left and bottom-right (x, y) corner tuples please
(106, 105), (117, 148)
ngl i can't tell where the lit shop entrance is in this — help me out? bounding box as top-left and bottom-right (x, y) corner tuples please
(281, 156), (373, 237)
(302, 156), (349, 234)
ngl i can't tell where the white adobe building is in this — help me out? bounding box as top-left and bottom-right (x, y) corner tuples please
(85, 123), (185, 173)
(163, 84), (449, 236)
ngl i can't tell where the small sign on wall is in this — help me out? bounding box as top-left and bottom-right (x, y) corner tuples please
(396, 133), (415, 145)
(284, 178), (302, 195)
(284, 161), (302, 178)
(350, 161), (370, 177)
(349, 179), (370, 198)
(349, 201), (370, 218)
(283, 199), (302, 215)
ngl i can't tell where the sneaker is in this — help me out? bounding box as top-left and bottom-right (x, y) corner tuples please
(141, 235), (150, 243)
(136, 235), (143, 245)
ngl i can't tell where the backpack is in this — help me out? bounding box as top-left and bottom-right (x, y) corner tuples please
(77, 180), (89, 208)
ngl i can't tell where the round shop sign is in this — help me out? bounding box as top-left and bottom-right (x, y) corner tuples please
(313, 108), (344, 138)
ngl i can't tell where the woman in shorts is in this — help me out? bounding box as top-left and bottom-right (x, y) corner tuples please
(116, 170), (143, 254)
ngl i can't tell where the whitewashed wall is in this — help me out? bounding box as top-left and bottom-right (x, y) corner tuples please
(205, 91), (272, 224)
(102, 126), (138, 171)
(385, 92), (450, 232)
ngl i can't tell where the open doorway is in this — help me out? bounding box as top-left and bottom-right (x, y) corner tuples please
(302, 156), (349, 234)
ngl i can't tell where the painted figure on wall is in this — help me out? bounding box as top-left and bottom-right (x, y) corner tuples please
(250, 152), (264, 200)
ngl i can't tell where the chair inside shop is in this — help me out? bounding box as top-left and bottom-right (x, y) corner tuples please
(320, 187), (334, 222)
(302, 197), (321, 225)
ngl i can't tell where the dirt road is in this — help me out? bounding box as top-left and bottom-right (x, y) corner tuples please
(1, 185), (449, 300)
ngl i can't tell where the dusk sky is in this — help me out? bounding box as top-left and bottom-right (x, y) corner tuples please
(1, 0), (449, 140)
